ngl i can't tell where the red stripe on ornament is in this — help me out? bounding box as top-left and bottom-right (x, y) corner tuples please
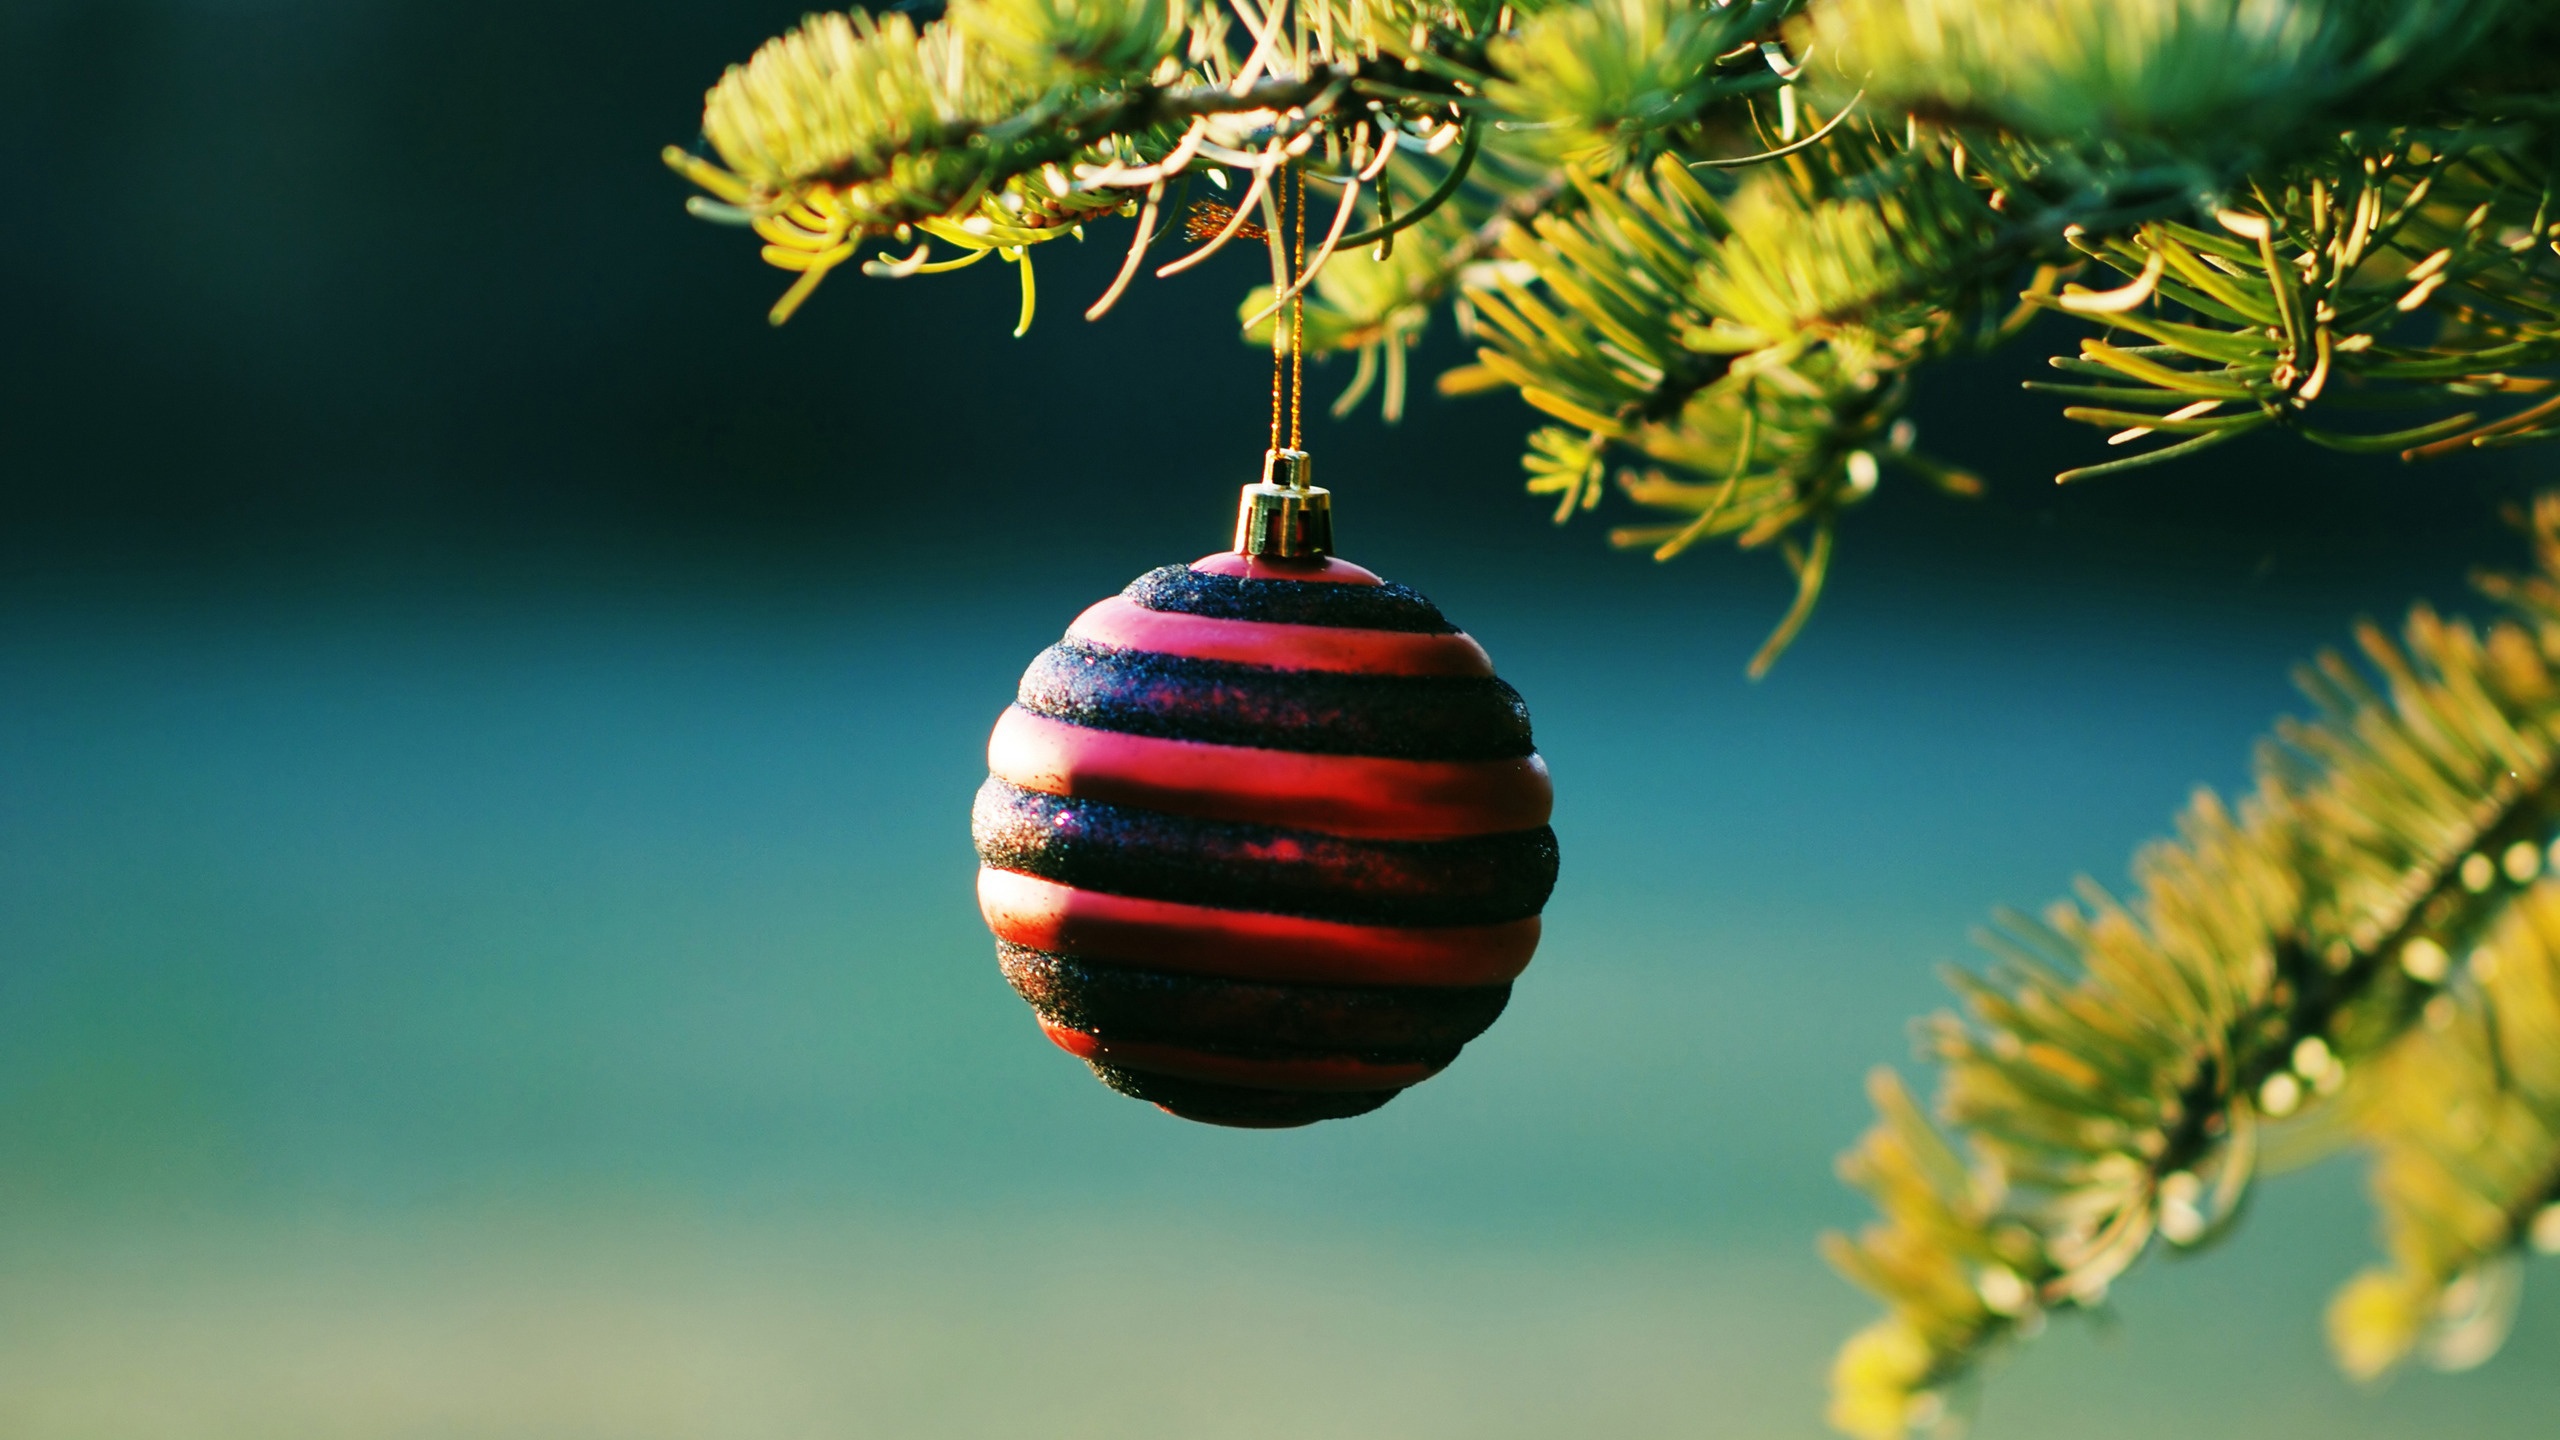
(1038, 1022), (1441, 1092)
(986, 707), (1552, 839)
(978, 869), (1541, 987)
(1188, 553), (1382, 585)
(1065, 595), (1494, 677)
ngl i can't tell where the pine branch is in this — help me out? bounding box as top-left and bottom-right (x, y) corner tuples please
(1481, 0), (1801, 167)
(663, 1), (1526, 324)
(2027, 127), (2560, 477)
(1811, 0), (2531, 159)
(2328, 880), (2560, 1379)
(1445, 125), (2009, 665)
(1825, 493), (2560, 1438)
(664, 0), (2560, 668)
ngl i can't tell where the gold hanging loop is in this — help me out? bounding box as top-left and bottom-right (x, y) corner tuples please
(1240, 153), (1329, 558)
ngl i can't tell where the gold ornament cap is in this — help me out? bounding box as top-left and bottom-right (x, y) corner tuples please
(1234, 449), (1332, 558)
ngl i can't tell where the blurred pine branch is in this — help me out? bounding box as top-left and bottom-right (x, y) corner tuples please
(1829, 493), (2560, 1436)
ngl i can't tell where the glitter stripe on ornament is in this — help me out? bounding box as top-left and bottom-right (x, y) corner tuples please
(1066, 595), (1495, 676)
(1004, 944), (1494, 1110)
(1016, 641), (1534, 760)
(1086, 1063), (1401, 1127)
(1123, 564), (1454, 630)
(976, 869), (1542, 987)
(1039, 1023), (1446, 1092)
(996, 943), (1512, 1054)
(987, 707), (1553, 839)
(1186, 553), (1384, 586)
(973, 780), (1557, 927)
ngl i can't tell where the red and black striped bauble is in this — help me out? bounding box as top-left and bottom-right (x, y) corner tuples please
(972, 548), (1557, 1128)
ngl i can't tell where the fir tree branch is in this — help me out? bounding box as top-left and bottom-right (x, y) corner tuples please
(666, 0), (2560, 667)
(2328, 879), (2560, 1380)
(2028, 127), (2560, 478)
(1825, 493), (2560, 1438)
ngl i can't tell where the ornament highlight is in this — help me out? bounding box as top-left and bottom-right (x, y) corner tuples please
(972, 515), (1557, 1127)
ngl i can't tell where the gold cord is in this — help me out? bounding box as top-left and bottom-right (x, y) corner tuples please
(1290, 162), (1306, 454)
(1267, 160), (1311, 459)
(1260, 162), (1314, 466)
(1235, 159), (1329, 557)
(1269, 174), (1287, 454)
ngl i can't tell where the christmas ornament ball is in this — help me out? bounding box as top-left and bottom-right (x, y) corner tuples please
(972, 541), (1558, 1128)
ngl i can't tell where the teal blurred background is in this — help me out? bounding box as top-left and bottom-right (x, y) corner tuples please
(1, 2), (2554, 1436)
